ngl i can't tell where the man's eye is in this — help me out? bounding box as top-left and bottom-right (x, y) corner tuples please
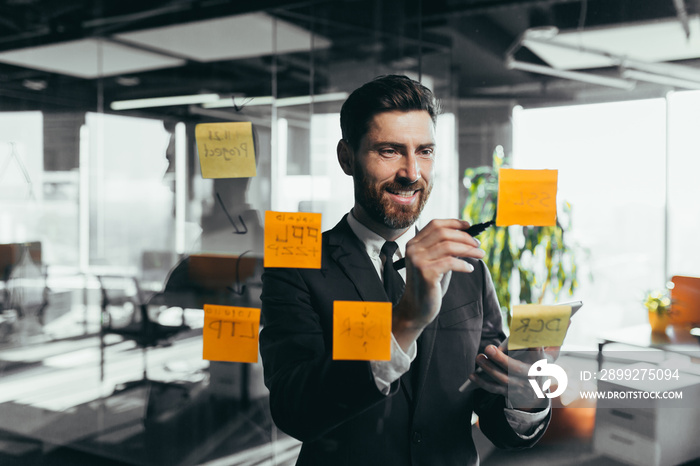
(380, 148), (398, 156)
(419, 149), (434, 157)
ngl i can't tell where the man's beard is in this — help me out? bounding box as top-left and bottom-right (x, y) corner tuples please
(353, 165), (432, 230)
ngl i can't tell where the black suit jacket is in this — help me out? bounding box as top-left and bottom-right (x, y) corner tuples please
(260, 215), (549, 465)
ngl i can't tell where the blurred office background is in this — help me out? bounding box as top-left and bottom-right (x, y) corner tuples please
(1, 0), (699, 464)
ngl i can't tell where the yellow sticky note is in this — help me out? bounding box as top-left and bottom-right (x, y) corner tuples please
(264, 211), (322, 269)
(333, 301), (392, 361)
(195, 122), (256, 178)
(508, 304), (571, 350)
(496, 169), (558, 226)
(203, 305), (260, 363)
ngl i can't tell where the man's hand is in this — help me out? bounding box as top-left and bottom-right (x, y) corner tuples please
(392, 219), (484, 351)
(468, 345), (563, 411)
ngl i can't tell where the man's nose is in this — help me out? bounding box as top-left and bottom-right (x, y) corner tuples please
(397, 153), (421, 183)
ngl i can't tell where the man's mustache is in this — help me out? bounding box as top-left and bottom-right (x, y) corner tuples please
(382, 178), (427, 192)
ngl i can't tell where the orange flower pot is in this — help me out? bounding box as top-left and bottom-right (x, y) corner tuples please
(648, 310), (669, 334)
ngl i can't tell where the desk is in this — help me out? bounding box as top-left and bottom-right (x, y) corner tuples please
(594, 324), (700, 466)
(597, 324), (700, 371)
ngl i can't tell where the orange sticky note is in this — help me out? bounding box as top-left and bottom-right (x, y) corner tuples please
(333, 301), (391, 361)
(496, 168), (558, 226)
(195, 122), (256, 178)
(264, 211), (322, 269)
(203, 305), (260, 363)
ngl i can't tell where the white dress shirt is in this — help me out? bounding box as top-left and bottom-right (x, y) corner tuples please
(345, 210), (549, 438)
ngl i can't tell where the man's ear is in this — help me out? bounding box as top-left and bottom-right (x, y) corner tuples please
(337, 139), (354, 176)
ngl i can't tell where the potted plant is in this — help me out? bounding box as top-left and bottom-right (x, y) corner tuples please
(461, 146), (586, 323)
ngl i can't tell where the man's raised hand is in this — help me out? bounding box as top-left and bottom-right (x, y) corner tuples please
(392, 219), (485, 351)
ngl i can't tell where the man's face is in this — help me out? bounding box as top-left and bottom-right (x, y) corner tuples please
(352, 110), (435, 230)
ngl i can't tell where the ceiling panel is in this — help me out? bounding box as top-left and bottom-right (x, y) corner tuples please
(0, 38), (185, 79)
(114, 12), (331, 62)
(526, 16), (700, 70)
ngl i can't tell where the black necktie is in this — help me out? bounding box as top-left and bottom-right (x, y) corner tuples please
(381, 241), (405, 305)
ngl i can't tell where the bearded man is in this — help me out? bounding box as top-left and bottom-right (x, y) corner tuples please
(259, 75), (550, 466)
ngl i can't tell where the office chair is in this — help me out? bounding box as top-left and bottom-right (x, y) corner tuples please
(97, 275), (189, 393)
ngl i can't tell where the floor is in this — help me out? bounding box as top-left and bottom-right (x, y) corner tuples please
(0, 306), (301, 465)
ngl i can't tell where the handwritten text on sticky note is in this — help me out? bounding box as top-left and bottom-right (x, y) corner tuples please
(196, 122), (256, 179)
(203, 304), (260, 363)
(508, 304), (571, 350)
(496, 169), (558, 226)
(264, 211), (322, 269)
(333, 301), (392, 361)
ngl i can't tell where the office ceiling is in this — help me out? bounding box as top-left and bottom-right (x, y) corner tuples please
(1, 0), (699, 118)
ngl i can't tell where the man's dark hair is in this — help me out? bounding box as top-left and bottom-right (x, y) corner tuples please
(340, 75), (441, 151)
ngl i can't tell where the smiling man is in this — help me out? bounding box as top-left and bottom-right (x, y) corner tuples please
(260, 75), (550, 466)
(345, 110), (434, 232)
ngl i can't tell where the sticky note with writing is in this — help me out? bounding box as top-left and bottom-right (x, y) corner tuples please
(496, 168), (558, 226)
(508, 304), (572, 350)
(195, 122), (256, 179)
(203, 304), (260, 363)
(264, 211), (322, 269)
(333, 301), (392, 361)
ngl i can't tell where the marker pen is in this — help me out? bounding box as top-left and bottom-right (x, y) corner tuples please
(393, 219), (495, 271)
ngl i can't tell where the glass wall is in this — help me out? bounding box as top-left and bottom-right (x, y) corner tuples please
(1, 1), (698, 464)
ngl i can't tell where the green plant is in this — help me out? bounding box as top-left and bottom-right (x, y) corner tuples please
(461, 146), (584, 318)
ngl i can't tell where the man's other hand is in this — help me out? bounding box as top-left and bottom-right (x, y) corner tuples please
(468, 345), (562, 411)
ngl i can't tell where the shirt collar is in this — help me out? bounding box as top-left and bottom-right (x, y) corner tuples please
(346, 209), (417, 261)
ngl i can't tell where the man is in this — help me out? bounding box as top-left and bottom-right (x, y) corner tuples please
(260, 75), (550, 465)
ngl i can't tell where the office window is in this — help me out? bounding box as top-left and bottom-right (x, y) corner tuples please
(668, 90), (700, 277)
(0, 112), (45, 244)
(84, 112), (174, 272)
(513, 99), (668, 347)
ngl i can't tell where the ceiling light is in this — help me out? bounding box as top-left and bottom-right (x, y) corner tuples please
(523, 26), (559, 41)
(111, 93), (220, 110)
(115, 76), (141, 87)
(22, 79), (47, 91)
(276, 92), (349, 107)
(203, 96), (274, 108)
(202, 92), (349, 109)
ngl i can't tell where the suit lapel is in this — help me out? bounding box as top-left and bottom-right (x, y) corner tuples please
(411, 318), (436, 405)
(412, 271), (465, 406)
(327, 216), (387, 303)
